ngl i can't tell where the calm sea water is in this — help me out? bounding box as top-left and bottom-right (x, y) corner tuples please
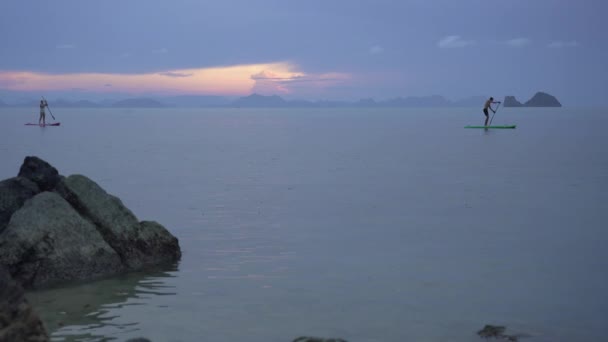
(1, 107), (607, 342)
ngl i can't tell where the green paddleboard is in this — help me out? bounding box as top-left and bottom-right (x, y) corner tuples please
(464, 125), (516, 129)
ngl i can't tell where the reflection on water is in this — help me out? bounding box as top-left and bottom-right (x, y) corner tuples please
(27, 264), (179, 342)
(2, 108), (607, 341)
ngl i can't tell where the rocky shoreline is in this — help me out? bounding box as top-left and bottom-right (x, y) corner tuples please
(0, 157), (353, 342)
(0, 156), (182, 340)
(0, 156), (181, 290)
(0, 266), (48, 342)
(1, 157), (513, 341)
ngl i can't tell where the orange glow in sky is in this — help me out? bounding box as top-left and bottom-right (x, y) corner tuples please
(0, 63), (342, 95)
(0, 62), (349, 96)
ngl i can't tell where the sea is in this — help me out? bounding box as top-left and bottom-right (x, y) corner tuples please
(0, 107), (607, 342)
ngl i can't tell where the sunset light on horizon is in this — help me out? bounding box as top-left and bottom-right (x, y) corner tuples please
(0, 62), (351, 97)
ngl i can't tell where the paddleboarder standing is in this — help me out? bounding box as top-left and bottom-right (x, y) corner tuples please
(39, 99), (48, 125)
(483, 97), (500, 126)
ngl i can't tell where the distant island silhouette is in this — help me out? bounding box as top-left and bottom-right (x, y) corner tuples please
(0, 92), (562, 108)
(229, 94), (490, 108)
(503, 92), (562, 107)
(232, 94), (287, 107)
(111, 98), (166, 108)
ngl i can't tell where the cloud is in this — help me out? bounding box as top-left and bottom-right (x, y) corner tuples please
(152, 48), (168, 54)
(120, 52), (132, 58)
(56, 44), (75, 49)
(547, 41), (579, 48)
(437, 35), (475, 48)
(250, 69), (305, 94)
(251, 70), (298, 81)
(251, 69), (351, 96)
(159, 71), (193, 78)
(505, 38), (530, 48)
(0, 62), (348, 98)
(369, 46), (384, 54)
(0, 61), (353, 99)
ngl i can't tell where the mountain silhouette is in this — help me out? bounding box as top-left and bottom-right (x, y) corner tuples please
(504, 92), (561, 107)
(232, 94), (287, 107)
(503, 96), (523, 107)
(111, 98), (166, 108)
(524, 92), (561, 107)
(164, 95), (231, 107)
(1, 93), (561, 108)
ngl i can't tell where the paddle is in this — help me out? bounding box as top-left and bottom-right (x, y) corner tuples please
(489, 101), (501, 125)
(41, 96), (56, 121)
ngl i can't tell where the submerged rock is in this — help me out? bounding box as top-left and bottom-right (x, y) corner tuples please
(0, 266), (49, 342)
(478, 325), (506, 338)
(477, 325), (518, 341)
(55, 175), (181, 269)
(0, 156), (181, 290)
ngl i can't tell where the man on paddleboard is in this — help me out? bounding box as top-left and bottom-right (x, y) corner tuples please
(39, 99), (48, 125)
(483, 97), (500, 126)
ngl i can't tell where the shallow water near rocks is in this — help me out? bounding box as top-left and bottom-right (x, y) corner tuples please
(1, 107), (607, 341)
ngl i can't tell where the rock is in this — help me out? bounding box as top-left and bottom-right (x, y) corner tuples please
(293, 338), (348, 342)
(478, 325), (505, 338)
(125, 339), (152, 342)
(17, 156), (61, 191)
(503, 96), (523, 107)
(0, 266), (49, 342)
(524, 91), (562, 107)
(1, 156), (181, 290)
(0, 177), (40, 234)
(138, 221), (182, 266)
(55, 174), (181, 269)
(477, 325), (518, 341)
(0, 192), (123, 289)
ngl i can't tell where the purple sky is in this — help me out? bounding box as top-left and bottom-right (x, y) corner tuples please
(1, 0), (606, 105)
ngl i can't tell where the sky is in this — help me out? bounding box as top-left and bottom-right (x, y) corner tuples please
(1, 0), (606, 105)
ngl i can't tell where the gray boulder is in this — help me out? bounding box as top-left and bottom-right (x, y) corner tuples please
(17, 156), (61, 191)
(55, 174), (181, 269)
(139, 221), (182, 266)
(477, 325), (519, 341)
(0, 177), (40, 234)
(0, 192), (123, 289)
(0, 266), (49, 342)
(1, 156), (181, 290)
